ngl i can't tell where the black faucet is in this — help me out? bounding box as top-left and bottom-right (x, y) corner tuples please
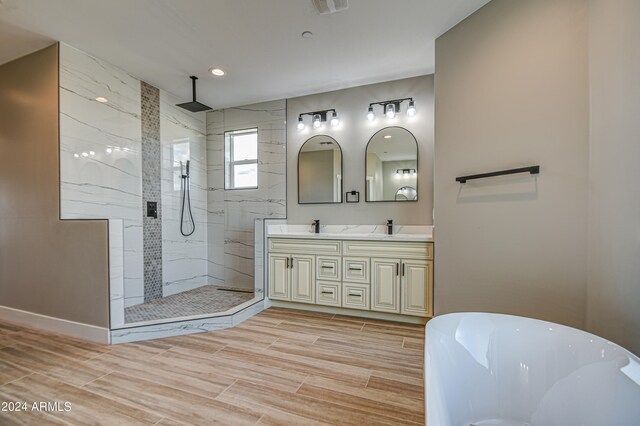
(313, 219), (320, 234)
(387, 219), (393, 235)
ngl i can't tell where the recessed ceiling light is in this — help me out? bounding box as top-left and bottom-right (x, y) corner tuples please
(95, 97), (108, 103)
(209, 67), (225, 76)
(384, 135), (392, 139)
(302, 31), (313, 39)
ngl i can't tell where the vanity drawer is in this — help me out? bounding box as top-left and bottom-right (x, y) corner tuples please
(316, 256), (341, 281)
(269, 238), (342, 256)
(343, 240), (432, 260)
(316, 281), (341, 307)
(343, 257), (370, 283)
(342, 283), (370, 310)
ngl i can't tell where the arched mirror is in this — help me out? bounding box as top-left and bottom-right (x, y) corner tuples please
(298, 135), (343, 204)
(365, 127), (418, 202)
(395, 186), (417, 201)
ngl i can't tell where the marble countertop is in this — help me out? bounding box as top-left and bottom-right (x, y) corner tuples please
(267, 224), (434, 242)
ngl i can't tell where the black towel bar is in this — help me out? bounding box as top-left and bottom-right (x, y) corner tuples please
(456, 165), (540, 183)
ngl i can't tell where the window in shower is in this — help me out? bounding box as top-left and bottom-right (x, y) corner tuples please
(225, 128), (258, 189)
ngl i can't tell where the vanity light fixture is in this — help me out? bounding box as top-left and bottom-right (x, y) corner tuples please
(395, 168), (416, 178)
(366, 98), (415, 121)
(296, 109), (339, 131)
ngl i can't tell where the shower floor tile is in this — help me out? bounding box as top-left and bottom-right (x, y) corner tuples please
(124, 285), (254, 324)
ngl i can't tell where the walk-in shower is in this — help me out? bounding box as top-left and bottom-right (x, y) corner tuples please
(59, 43), (285, 333)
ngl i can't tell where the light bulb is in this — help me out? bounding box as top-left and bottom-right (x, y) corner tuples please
(407, 100), (416, 117)
(330, 111), (339, 127)
(106, 148), (113, 154)
(297, 116), (305, 131)
(395, 170), (400, 177)
(313, 114), (321, 129)
(81, 152), (89, 157)
(367, 106), (375, 121)
(73, 153), (80, 158)
(385, 103), (396, 119)
(89, 151), (96, 156)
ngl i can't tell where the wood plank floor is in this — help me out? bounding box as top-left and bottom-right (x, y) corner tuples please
(0, 308), (425, 425)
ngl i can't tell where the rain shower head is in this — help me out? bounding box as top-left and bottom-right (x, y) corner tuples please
(176, 76), (211, 112)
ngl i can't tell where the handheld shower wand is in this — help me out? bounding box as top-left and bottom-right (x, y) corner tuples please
(180, 160), (195, 236)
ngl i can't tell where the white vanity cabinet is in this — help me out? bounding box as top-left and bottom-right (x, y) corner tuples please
(268, 239), (341, 305)
(268, 236), (433, 319)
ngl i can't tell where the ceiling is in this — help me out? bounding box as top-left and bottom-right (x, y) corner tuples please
(0, 0), (489, 110)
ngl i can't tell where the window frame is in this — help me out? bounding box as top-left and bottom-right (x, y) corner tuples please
(224, 127), (259, 190)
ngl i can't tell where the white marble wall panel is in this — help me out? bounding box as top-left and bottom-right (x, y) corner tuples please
(206, 100), (287, 290)
(159, 90), (208, 297)
(59, 43), (144, 307)
(108, 219), (125, 328)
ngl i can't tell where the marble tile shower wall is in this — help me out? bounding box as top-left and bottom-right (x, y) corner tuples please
(206, 100), (287, 290)
(59, 43), (145, 307)
(159, 90), (208, 297)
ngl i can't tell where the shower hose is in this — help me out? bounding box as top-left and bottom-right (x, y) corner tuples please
(180, 160), (195, 237)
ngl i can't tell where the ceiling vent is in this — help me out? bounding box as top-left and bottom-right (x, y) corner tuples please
(312, 0), (349, 15)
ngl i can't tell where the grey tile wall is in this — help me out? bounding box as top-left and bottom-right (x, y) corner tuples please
(141, 81), (163, 302)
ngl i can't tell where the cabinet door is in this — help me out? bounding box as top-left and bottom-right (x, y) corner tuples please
(401, 260), (432, 316)
(268, 254), (290, 301)
(291, 255), (315, 304)
(371, 258), (401, 313)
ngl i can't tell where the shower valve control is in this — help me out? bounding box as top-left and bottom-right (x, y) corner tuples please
(147, 201), (158, 219)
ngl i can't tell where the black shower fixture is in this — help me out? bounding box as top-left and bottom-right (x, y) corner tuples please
(176, 76), (212, 113)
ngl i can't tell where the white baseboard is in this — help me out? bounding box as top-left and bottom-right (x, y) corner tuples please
(0, 305), (110, 344)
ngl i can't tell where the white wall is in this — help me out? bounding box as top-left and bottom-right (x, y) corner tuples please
(587, 0), (640, 355)
(287, 75), (434, 225)
(434, 0), (589, 328)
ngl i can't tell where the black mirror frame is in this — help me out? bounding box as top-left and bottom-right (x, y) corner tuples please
(364, 126), (419, 203)
(298, 135), (344, 205)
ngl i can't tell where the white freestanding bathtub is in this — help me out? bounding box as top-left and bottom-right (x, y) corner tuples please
(425, 313), (640, 426)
